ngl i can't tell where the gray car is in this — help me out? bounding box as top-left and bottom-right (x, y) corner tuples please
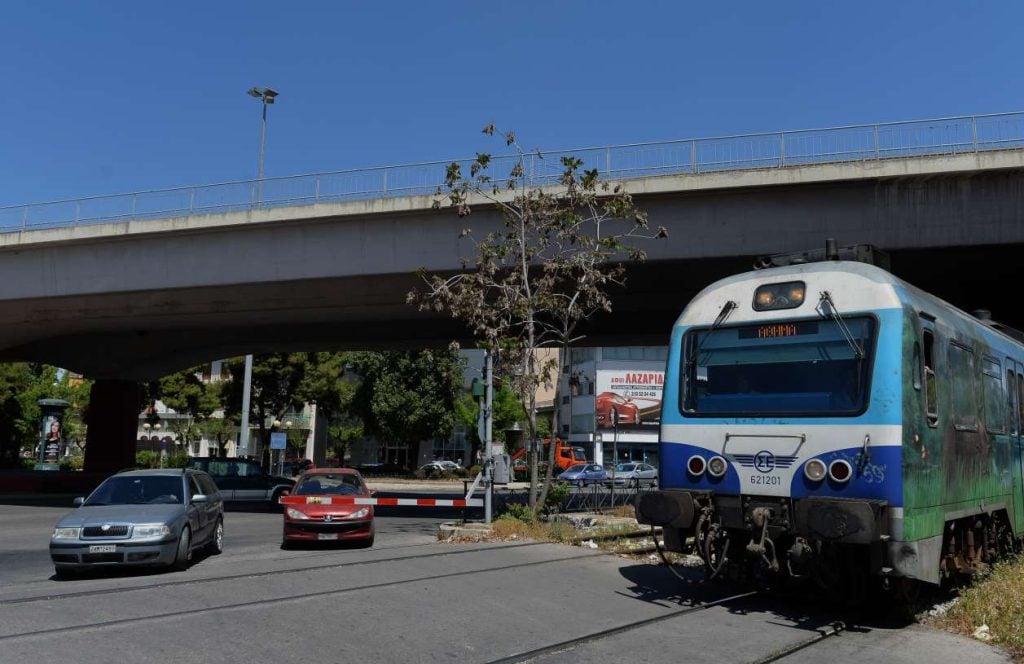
(605, 462), (658, 487)
(49, 468), (224, 577)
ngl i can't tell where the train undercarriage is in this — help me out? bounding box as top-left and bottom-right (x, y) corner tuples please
(637, 490), (1021, 600)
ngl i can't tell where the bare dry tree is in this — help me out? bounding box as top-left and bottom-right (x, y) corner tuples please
(409, 126), (666, 512)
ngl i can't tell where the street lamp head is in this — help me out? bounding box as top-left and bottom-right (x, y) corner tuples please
(272, 419), (281, 428)
(284, 420), (293, 428)
(142, 423), (151, 431)
(153, 423), (162, 431)
(248, 87), (279, 103)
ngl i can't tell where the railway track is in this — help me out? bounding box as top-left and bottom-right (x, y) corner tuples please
(0, 539), (550, 607)
(0, 547), (606, 643)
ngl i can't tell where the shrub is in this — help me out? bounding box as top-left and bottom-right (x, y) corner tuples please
(544, 481), (570, 514)
(59, 456), (84, 471)
(165, 451), (190, 468)
(502, 502), (536, 523)
(467, 464), (482, 478)
(135, 451), (159, 468)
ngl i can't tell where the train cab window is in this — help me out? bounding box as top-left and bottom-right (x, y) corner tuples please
(1006, 369), (1018, 436)
(948, 343), (978, 432)
(682, 316), (875, 416)
(982, 357), (1005, 434)
(923, 330), (938, 427)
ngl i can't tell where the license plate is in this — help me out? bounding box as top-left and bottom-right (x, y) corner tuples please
(89, 545), (116, 553)
(317, 533), (338, 541)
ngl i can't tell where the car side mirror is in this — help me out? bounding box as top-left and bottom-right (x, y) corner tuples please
(191, 494), (208, 503)
(73, 497), (84, 507)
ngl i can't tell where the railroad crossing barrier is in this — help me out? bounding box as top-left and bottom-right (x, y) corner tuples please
(280, 495), (484, 508)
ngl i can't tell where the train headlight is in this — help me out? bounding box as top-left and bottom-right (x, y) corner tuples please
(804, 459), (827, 482)
(707, 455), (728, 478)
(828, 459), (853, 483)
(687, 455), (706, 476)
(753, 281), (806, 311)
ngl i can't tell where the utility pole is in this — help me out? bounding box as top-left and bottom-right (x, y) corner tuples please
(240, 86), (278, 463)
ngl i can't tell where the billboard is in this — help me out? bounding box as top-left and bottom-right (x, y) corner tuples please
(595, 370), (664, 429)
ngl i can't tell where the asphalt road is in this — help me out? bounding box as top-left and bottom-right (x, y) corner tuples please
(0, 500), (1012, 664)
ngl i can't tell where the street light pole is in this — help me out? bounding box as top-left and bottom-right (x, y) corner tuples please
(240, 86), (278, 462)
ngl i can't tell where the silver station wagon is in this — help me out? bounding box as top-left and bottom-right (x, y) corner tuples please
(49, 468), (224, 577)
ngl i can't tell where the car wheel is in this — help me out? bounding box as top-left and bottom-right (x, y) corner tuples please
(54, 567), (77, 580)
(173, 526), (192, 571)
(280, 539), (293, 551)
(206, 518), (224, 555)
(359, 534), (375, 548)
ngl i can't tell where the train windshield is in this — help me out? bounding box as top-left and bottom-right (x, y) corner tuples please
(682, 316), (875, 416)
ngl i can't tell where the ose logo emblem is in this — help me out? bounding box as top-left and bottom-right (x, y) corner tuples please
(753, 451), (775, 473)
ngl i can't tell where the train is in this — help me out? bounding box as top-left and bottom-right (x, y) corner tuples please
(637, 242), (1024, 596)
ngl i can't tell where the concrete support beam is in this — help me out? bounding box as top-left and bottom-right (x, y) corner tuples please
(84, 379), (142, 474)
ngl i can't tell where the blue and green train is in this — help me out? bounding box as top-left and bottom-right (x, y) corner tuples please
(637, 248), (1024, 590)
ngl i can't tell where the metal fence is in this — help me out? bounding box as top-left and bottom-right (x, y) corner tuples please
(3, 111), (1023, 234)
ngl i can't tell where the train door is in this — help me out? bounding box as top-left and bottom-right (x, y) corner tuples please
(1012, 360), (1024, 532)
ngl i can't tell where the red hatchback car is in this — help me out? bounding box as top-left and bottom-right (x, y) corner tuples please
(280, 469), (375, 548)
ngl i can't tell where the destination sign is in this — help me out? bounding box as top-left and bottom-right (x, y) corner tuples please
(737, 321), (819, 339)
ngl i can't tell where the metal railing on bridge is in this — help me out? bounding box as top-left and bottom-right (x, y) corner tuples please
(3, 111), (1023, 234)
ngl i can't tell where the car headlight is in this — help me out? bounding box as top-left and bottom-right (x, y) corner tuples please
(132, 524), (171, 539)
(52, 527), (81, 540)
(346, 508), (370, 520)
(286, 507), (312, 520)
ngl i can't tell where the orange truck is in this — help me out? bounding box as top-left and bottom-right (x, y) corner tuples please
(511, 438), (589, 477)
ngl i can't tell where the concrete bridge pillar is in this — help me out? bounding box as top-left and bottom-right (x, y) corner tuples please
(84, 379), (142, 474)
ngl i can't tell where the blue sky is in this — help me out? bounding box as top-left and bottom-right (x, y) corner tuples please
(1, 0), (1021, 206)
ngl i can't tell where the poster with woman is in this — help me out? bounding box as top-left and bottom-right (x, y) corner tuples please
(43, 416), (62, 463)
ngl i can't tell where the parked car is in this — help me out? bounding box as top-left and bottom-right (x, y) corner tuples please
(281, 458), (315, 477)
(605, 462), (658, 487)
(185, 457), (294, 508)
(280, 469), (375, 548)
(49, 468), (224, 577)
(557, 463), (607, 487)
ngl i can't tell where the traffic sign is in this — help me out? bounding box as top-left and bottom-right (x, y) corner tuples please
(270, 432), (287, 450)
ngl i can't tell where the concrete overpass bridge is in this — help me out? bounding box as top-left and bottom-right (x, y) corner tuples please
(2, 111), (1023, 471)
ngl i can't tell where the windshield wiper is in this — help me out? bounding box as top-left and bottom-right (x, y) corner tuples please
(685, 300), (737, 389)
(817, 291), (864, 359)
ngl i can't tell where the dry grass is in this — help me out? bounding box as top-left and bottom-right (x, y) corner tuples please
(932, 555), (1024, 659)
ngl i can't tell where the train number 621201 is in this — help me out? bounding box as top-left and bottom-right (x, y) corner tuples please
(749, 475), (781, 485)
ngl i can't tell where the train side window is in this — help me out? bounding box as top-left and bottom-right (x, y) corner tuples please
(982, 357), (1004, 434)
(1007, 369), (1018, 436)
(912, 343), (922, 390)
(923, 330), (938, 427)
(1017, 372), (1024, 436)
(948, 342), (978, 432)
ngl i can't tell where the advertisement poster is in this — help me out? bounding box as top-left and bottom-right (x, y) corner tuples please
(595, 370), (664, 429)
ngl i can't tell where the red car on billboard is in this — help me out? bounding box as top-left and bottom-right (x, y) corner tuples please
(595, 392), (642, 427)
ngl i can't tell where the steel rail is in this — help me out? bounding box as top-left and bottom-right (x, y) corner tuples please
(482, 589), (760, 664)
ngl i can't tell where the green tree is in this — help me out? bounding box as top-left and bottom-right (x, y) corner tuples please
(201, 416), (237, 457)
(158, 367), (221, 421)
(0, 364), (92, 468)
(347, 350), (463, 466)
(410, 126), (664, 510)
(223, 353), (309, 466)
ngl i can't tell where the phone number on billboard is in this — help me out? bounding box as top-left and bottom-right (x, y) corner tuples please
(624, 391), (659, 398)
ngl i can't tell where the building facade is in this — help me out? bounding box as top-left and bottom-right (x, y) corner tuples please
(557, 346), (668, 469)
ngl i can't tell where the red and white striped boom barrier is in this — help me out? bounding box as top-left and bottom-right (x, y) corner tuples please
(280, 495), (484, 508)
